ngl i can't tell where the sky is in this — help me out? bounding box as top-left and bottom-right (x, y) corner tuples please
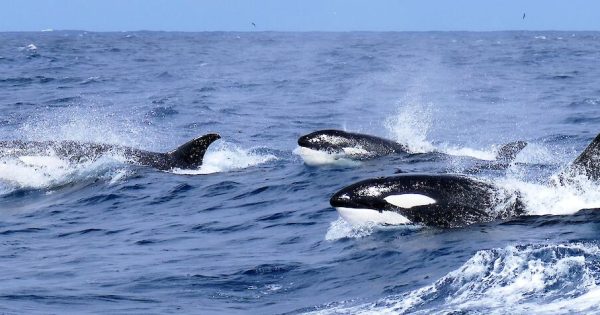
(1, 0), (599, 32)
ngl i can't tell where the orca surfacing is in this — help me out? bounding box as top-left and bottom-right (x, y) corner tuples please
(296, 129), (528, 165)
(330, 132), (600, 228)
(297, 129), (408, 162)
(0, 133), (221, 171)
(330, 174), (524, 228)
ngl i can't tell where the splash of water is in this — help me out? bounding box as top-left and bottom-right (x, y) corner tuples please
(384, 100), (435, 154)
(292, 147), (361, 167)
(0, 155), (126, 193)
(325, 217), (421, 241)
(498, 175), (600, 216)
(172, 141), (277, 175)
(19, 105), (152, 148)
(324, 217), (377, 241)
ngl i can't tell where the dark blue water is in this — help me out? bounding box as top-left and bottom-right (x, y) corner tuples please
(1, 31), (600, 314)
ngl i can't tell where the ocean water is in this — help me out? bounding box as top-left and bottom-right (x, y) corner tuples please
(1, 31), (600, 314)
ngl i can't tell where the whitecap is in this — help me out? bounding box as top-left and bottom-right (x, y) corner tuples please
(172, 142), (276, 175)
(0, 154), (126, 193)
(313, 243), (600, 314)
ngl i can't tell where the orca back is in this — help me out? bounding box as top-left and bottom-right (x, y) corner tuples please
(168, 133), (221, 169)
(570, 133), (600, 180)
(496, 140), (527, 162)
(298, 129), (408, 156)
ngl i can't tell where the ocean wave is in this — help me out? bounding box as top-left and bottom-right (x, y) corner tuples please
(0, 155), (127, 193)
(312, 243), (600, 314)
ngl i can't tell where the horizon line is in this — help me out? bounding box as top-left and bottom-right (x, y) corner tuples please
(2, 29), (599, 33)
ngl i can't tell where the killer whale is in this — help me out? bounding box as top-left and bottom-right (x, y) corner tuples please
(330, 133), (600, 228)
(297, 129), (408, 162)
(330, 174), (524, 228)
(0, 133), (221, 171)
(296, 129), (527, 165)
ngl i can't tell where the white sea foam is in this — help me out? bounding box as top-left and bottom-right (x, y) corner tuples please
(440, 145), (496, 160)
(497, 174), (600, 216)
(325, 217), (421, 241)
(293, 146), (360, 167)
(19, 43), (37, 52)
(312, 243), (600, 314)
(0, 155), (125, 193)
(325, 217), (378, 241)
(172, 142), (276, 175)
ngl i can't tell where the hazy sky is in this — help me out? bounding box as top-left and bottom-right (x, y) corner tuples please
(1, 0), (599, 32)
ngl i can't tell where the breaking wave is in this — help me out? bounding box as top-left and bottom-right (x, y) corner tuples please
(0, 155), (126, 194)
(313, 243), (600, 314)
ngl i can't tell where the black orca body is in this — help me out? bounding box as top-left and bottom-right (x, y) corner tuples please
(0, 133), (221, 171)
(330, 174), (524, 228)
(297, 129), (408, 160)
(297, 129), (527, 165)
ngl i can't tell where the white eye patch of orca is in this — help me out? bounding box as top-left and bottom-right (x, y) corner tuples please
(336, 207), (411, 225)
(384, 194), (436, 209)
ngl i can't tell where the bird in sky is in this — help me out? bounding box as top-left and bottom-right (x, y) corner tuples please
(251, 22), (256, 27)
(522, 13), (526, 19)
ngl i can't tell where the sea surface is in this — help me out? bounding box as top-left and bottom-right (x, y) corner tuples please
(1, 31), (600, 314)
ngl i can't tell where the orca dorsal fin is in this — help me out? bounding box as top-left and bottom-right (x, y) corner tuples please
(169, 133), (221, 169)
(569, 133), (600, 180)
(496, 140), (527, 162)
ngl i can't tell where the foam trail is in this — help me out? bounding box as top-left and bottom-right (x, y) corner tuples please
(312, 243), (600, 314)
(498, 175), (600, 216)
(325, 217), (421, 241)
(172, 142), (277, 175)
(0, 155), (126, 194)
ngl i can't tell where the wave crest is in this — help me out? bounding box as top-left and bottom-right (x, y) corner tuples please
(314, 243), (600, 314)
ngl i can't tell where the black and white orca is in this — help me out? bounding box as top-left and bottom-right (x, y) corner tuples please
(0, 133), (221, 171)
(330, 174), (524, 228)
(330, 133), (600, 228)
(296, 129), (527, 165)
(296, 129), (408, 164)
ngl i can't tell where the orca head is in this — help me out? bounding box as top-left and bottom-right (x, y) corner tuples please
(298, 129), (360, 154)
(330, 176), (439, 226)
